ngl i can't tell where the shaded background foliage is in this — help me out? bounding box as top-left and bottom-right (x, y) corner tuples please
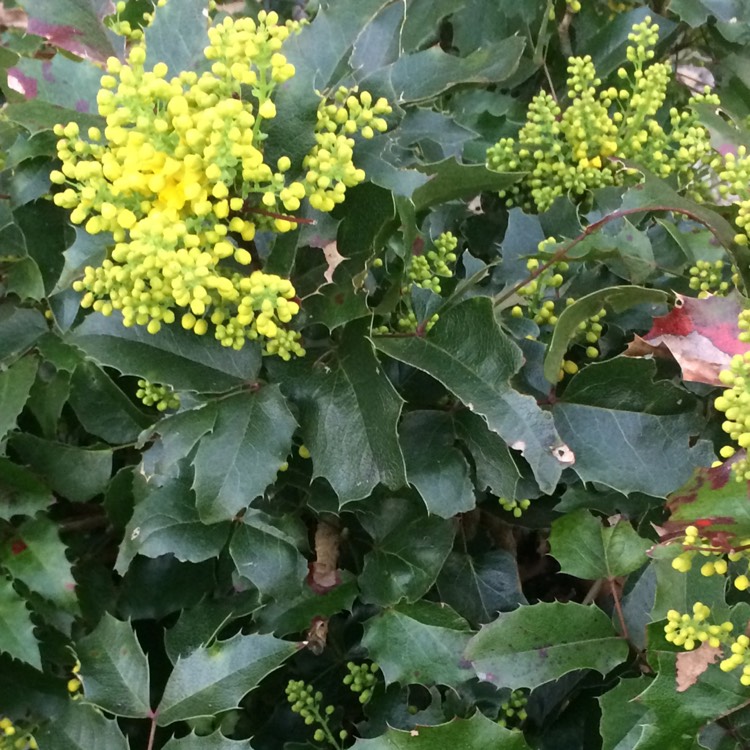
(3, 0), (750, 748)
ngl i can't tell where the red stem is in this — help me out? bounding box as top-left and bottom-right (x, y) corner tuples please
(609, 577), (629, 641)
(493, 204), (725, 307)
(146, 713), (157, 750)
(244, 207), (316, 225)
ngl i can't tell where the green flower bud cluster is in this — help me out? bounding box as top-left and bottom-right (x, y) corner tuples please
(285, 680), (347, 748)
(497, 689), (528, 729)
(136, 379), (180, 411)
(714, 352), (750, 481)
(688, 259), (730, 297)
(664, 603), (750, 686)
(487, 17), (715, 212)
(566, 0), (581, 13)
(378, 232), (459, 334)
(511, 239), (568, 325)
(574, 305), (606, 359)
(0, 718), (37, 750)
(498, 497), (531, 518)
(305, 86), (391, 212)
(406, 232), (459, 295)
(52, 8), (387, 360)
(343, 661), (379, 704)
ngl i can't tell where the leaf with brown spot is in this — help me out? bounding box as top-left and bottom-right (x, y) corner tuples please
(676, 642), (721, 692)
(624, 292), (748, 386)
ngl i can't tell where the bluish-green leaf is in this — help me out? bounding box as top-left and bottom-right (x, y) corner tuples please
(0, 577), (41, 669)
(69, 360), (152, 444)
(358, 495), (454, 606)
(0, 355), (38, 444)
(400, 410), (475, 518)
(362, 601), (474, 687)
(0, 303), (47, 364)
(277, 323), (407, 504)
(9, 434), (111, 502)
(35, 700), (131, 750)
(68, 313), (261, 393)
(192, 387), (296, 522)
(373, 298), (569, 494)
(76, 613), (151, 718)
(116, 476), (231, 574)
(161, 732), (251, 750)
(353, 712), (530, 749)
(0, 515), (78, 614)
(436, 550), (527, 628)
(156, 632), (296, 725)
(228, 510), (307, 600)
(144, 0), (210, 75)
(465, 601), (629, 689)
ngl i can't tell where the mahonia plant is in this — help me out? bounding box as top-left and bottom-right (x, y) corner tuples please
(135, 379), (180, 411)
(487, 17), (716, 212)
(51, 7), (390, 359)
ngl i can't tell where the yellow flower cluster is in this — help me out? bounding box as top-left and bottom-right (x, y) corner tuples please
(665, 603), (750, 686)
(498, 496), (531, 518)
(106, 0), (162, 42)
(0, 718), (37, 750)
(487, 17), (716, 212)
(715, 146), (750, 248)
(406, 231), (459, 294)
(671, 524), (750, 591)
(714, 353), (750, 481)
(136, 379), (180, 411)
(51, 9), (388, 359)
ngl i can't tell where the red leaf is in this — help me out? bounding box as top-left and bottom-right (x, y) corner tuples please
(625, 292), (749, 385)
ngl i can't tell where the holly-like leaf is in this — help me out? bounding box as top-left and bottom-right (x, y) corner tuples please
(21, 0), (124, 64)
(68, 313), (261, 393)
(373, 297), (571, 494)
(362, 601), (474, 687)
(0, 355), (38, 444)
(435, 550), (527, 628)
(116, 476), (231, 574)
(453, 411), (520, 499)
(161, 732), (252, 749)
(0, 303), (47, 363)
(552, 359), (713, 497)
(624, 292), (747, 386)
(399, 410), (475, 518)
(35, 700), (131, 750)
(156, 632), (296, 726)
(75, 613), (151, 718)
(276, 322), (407, 504)
(635, 634), (750, 750)
(164, 591), (260, 663)
(412, 158), (522, 211)
(69, 360), (152, 444)
(0, 515), (77, 614)
(598, 676), (653, 750)
(357, 495), (455, 607)
(9, 434), (112, 502)
(0, 577), (41, 669)
(0, 459), (52, 519)
(229, 510), (307, 600)
(191, 387), (296, 522)
(361, 36), (525, 104)
(544, 286), (669, 384)
(143, 0), (209, 75)
(464, 601), (629, 690)
(352, 712), (531, 749)
(549, 509), (650, 580)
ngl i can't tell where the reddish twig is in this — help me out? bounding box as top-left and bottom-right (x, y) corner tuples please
(493, 204), (725, 308)
(244, 207), (316, 225)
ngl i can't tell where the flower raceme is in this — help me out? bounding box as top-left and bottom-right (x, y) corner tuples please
(51, 9), (390, 359)
(487, 17), (716, 212)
